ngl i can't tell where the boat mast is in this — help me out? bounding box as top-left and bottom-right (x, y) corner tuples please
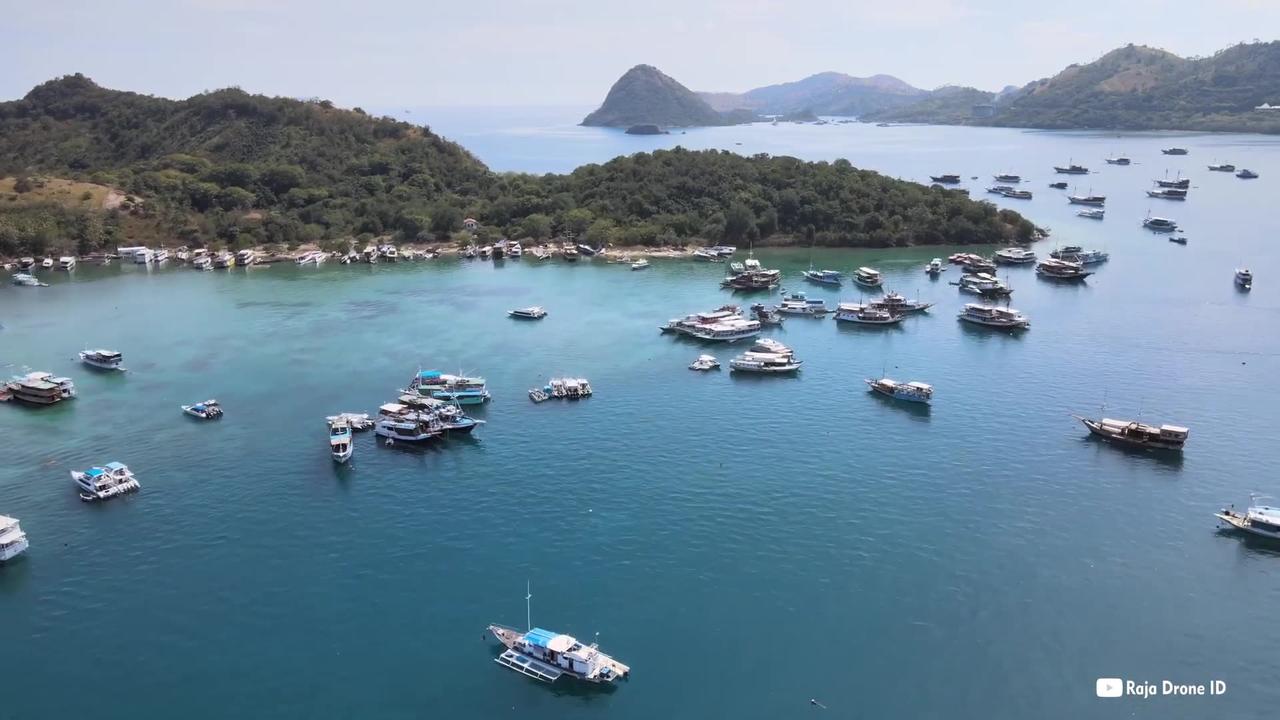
(526, 580), (532, 632)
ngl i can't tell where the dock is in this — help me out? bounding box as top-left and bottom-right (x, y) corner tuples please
(495, 649), (564, 683)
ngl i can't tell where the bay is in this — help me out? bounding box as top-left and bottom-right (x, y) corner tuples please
(2, 109), (1279, 719)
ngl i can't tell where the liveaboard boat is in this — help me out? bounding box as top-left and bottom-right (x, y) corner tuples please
(870, 291), (932, 314)
(960, 256), (997, 274)
(213, 252), (236, 269)
(79, 348), (124, 371)
(929, 174), (961, 184)
(1143, 215), (1178, 232)
(993, 173), (1021, 183)
(994, 247), (1036, 265)
(1000, 189), (1032, 200)
(832, 303), (904, 325)
(329, 417), (353, 463)
(509, 306), (548, 320)
(852, 266), (883, 288)
(71, 462), (141, 502)
(1147, 188), (1187, 200)
(236, 249), (257, 267)
(956, 273), (1013, 297)
(1235, 268), (1253, 290)
(721, 256), (781, 290)
(58, 256), (77, 270)
(192, 255), (213, 270)
(0, 515), (29, 563)
(1208, 163), (1236, 172)
(803, 269), (842, 286)
(1104, 156), (1131, 165)
(544, 378), (593, 399)
(1161, 147), (1189, 155)
(409, 371), (491, 405)
(151, 249), (169, 263)
(866, 377), (933, 404)
(749, 303), (784, 325)
(11, 273), (47, 287)
(1216, 497), (1280, 541)
(487, 587), (630, 685)
(1154, 176), (1190, 189)
(925, 258), (944, 275)
(1050, 246), (1109, 264)
(1053, 163), (1089, 174)
(1035, 258), (1093, 281)
(374, 411), (443, 443)
(957, 303), (1029, 330)
(1067, 192), (1106, 206)
(777, 292), (832, 316)
(689, 354), (720, 371)
(1077, 209), (1105, 219)
(181, 399), (223, 419)
(729, 351), (802, 373)
(5, 372), (76, 405)
(1074, 416), (1188, 451)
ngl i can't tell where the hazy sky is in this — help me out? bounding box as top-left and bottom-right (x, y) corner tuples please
(2, 0), (1276, 108)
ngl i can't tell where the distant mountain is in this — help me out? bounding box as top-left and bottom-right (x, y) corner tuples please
(581, 65), (750, 128)
(700, 72), (926, 117)
(864, 42), (1280, 133)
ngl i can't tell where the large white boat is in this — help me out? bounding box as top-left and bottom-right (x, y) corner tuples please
(1035, 258), (1093, 281)
(192, 256), (213, 271)
(776, 292), (831, 316)
(6, 372), (76, 405)
(79, 348), (124, 371)
(151, 249), (170, 263)
(852, 266), (883, 288)
(1217, 497), (1280, 541)
(1143, 215), (1178, 232)
(957, 303), (1029, 330)
(58, 256), (77, 270)
(213, 252), (236, 269)
(1050, 246), (1109, 265)
(132, 247), (154, 264)
(329, 417), (353, 463)
(833, 303), (903, 325)
(660, 306), (761, 342)
(0, 515), (29, 562)
(236, 249), (257, 266)
(729, 351), (802, 373)
(409, 370), (491, 404)
(994, 247), (1036, 265)
(374, 412), (443, 443)
(866, 377), (933, 404)
(11, 273), (46, 287)
(71, 462), (141, 502)
(488, 585), (630, 684)
(957, 273), (1013, 297)
(1075, 416), (1188, 451)
(689, 354), (720, 371)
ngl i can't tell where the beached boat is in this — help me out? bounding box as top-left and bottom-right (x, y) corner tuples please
(956, 273), (1013, 297)
(509, 306), (548, 320)
(151, 249), (169, 263)
(236, 249), (257, 267)
(630, 259), (650, 271)
(689, 354), (720, 371)
(72, 462), (140, 502)
(508, 242), (523, 258)
(0, 515), (29, 562)
(58, 256), (77, 270)
(5, 372), (75, 405)
(410, 370), (491, 404)
(192, 256), (213, 271)
(1036, 258), (1093, 282)
(1235, 268), (1253, 290)
(17, 257), (34, 269)
(1237, 169), (1259, 179)
(329, 417), (353, 464)
(11, 273), (47, 287)
(994, 247), (1036, 265)
(1161, 147), (1189, 155)
(1147, 188), (1187, 200)
(1208, 163), (1236, 172)
(488, 586), (630, 685)
(182, 399), (223, 419)
(866, 377), (933, 404)
(1077, 209), (1105, 220)
(1216, 497), (1280, 541)
(213, 252), (235, 269)
(1075, 416), (1188, 451)
(925, 258), (944, 275)
(777, 292), (832, 316)
(957, 303), (1029, 330)
(929, 174), (961, 184)
(803, 269), (842, 286)
(1143, 215), (1178, 232)
(729, 351), (801, 373)
(1054, 163), (1089, 174)
(1067, 193), (1106, 206)
(852, 266), (883, 288)
(560, 244), (577, 262)
(833, 303), (904, 325)
(79, 349), (124, 371)
(870, 292), (932, 314)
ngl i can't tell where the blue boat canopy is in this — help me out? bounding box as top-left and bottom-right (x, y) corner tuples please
(418, 370), (442, 380)
(85, 467), (105, 477)
(105, 462), (126, 470)
(525, 628), (559, 648)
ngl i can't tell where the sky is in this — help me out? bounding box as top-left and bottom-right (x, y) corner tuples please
(2, 0), (1277, 108)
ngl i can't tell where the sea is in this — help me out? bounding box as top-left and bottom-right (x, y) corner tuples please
(2, 107), (1279, 720)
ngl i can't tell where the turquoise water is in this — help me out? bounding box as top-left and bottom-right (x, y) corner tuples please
(4, 117), (1280, 718)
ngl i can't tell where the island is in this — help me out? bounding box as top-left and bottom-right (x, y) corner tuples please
(624, 124), (667, 135)
(581, 65), (755, 128)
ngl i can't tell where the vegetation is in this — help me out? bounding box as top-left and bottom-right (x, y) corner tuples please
(700, 72), (926, 117)
(0, 74), (1035, 257)
(581, 65), (750, 128)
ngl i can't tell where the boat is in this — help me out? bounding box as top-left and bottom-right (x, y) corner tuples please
(577, 244), (597, 257)
(1161, 147), (1189, 155)
(1169, 236), (1188, 245)
(870, 291), (932, 314)
(749, 338), (793, 356)
(151, 249), (169, 263)
(380, 245), (399, 262)
(994, 247), (1037, 265)
(802, 269), (842, 286)
(295, 251), (318, 265)
(749, 303), (784, 325)
(993, 173), (1021, 183)
(129, 248), (153, 264)
(1075, 416), (1188, 451)
(175, 247), (191, 262)
(929, 174), (961, 184)
(1104, 156), (1131, 165)
(957, 303), (1029, 329)
(1077, 209), (1105, 220)
(528, 388), (549, 403)
(509, 306), (548, 320)
(374, 413), (442, 443)
(1054, 163), (1089, 174)
(492, 242), (506, 260)
(192, 256), (213, 270)
(925, 258), (944, 275)
(720, 256), (781, 290)
(363, 244), (380, 262)
(410, 370), (491, 404)
(5, 372), (76, 405)
(79, 349), (124, 371)
(866, 377), (933, 404)
(1036, 258), (1092, 281)
(1154, 176), (1190, 189)
(340, 249), (358, 264)
(10, 273), (47, 287)
(692, 248), (719, 261)
(1001, 189), (1033, 199)
(661, 305), (762, 342)
(956, 273), (1012, 297)
(1143, 215), (1178, 232)
(833, 303), (904, 325)
(236, 249), (257, 267)
(852, 266), (883, 288)
(1208, 163), (1236, 172)
(1235, 268), (1253, 290)
(710, 245), (737, 256)
(181, 399), (223, 419)
(0, 515), (29, 562)
(1050, 246), (1109, 264)
(487, 585), (630, 685)
(325, 413), (374, 431)
(1067, 193), (1106, 206)
(58, 256), (77, 270)
(329, 417), (353, 464)
(961, 256), (997, 274)
(213, 252), (235, 269)
(17, 257), (34, 269)
(38, 257), (54, 269)
(987, 185), (1013, 195)
(689, 354), (720, 371)
(71, 462), (141, 502)
(630, 259), (650, 271)
(1147, 188), (1187, 200)
(729, 351), (801, 373)
(1048, 182), (1068, 189)
(561, 245), (577, 262)
(776, 292), (831, 316)
(1237, 169), (1259, 179)
(1216, 497), (1280, 541)
(546, 378), (593, 399)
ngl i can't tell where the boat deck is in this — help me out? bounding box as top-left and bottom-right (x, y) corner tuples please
(496, 649), (564, 682)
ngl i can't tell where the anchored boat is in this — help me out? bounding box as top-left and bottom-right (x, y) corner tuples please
(181, 399), (223, 419)
(866, 377), (933, 404)
(487, 584), (630, 685)
(1216, 497), (1280, 541)
(329, 417), (353, 464)
(509, 306), (548, 320)
(79, 349), (124, 371)
(0, 515), (29, 562)
(1075, 416), (1188, 451)
(957, 304), (1029, 330)
(72, 462), (141, 502)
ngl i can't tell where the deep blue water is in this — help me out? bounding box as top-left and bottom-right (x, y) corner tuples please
(3, 112), (1280, 719)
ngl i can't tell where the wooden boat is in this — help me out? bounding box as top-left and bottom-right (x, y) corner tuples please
(1074, 416), (1188, 451)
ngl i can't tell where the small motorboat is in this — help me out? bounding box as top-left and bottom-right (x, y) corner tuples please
(925, 258), (944, 275)
(181, 399), (223, 419)
(1237, 169), (1259, 179)
(630, 259), (650, 270)
(1208, 163), (1236, 172)
(329, 418), (353, 464)
(689, 354), (720, 371)
(1216, 496), (1280, 541)
(509, 306), (548, 320)
(1161, 147), (1189, 155)
(1048, 182), (1068, 189)
(40, 257), (54, 269)
(1168, 236), (1188, 245)
(1235, 268), (1253, 290)
(528, 388), (550, 403)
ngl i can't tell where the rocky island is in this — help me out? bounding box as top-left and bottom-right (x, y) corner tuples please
(581, 65), (755, 128)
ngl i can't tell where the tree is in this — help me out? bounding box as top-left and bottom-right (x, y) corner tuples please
(214, 187), (255, 211)
(521, 213), (552, 240)
(429, 203), (462, 237)
(259, 165), (305, 195)
(723, 202), (755, 242)
(563, 207), (594, 237)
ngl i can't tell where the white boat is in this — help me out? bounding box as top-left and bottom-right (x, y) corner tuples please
(1217, 497), (1280, 541)
(925, 258), (944, 275)
(132, 248), (154, 264)
(362, 245), (379, 263)
(380, 244), (399, 262)
(236, 249), (257, 266)
(1104, 156), (1131, 165)
(630, 259), (650, 270)
(1067, 193), (1106, 206)
(11, 273), (46, 287)
(176, 247), (191, 262)
(689, 354), (720, 371)
(509, 306), (548, 319)
(325, 412), (374, 431)
(1143, 215), (1178, 232)
(151, 249), (169, 263)
(776, 292), (831, 316)
(508, 242), (523, 258)
(692, 248), (719, 261)
(329, 417), (353, 464)
(1208, 163), (1236, 172)
(487, 584), (630, 685)
(58, 256), (77, 270)
(1077, 209), (1105, 219)
(870, 292), (933, 314)
(546, 378), (593, 399)
(852, 266), (883, 288)
(5, 372), (75, 404)
(374, 413), (443, 443)
(40, 257), (54, 269)
(729, 351), (802, 373)
(957, 303), (1030, 330)
(1075, 416), (1188, 451)
(181, 399), (223, 419)
(832, 303), (904, 325)
(0, 515), (29, 562)
(956, 273), (1013, 297)
(295, 251), (319, 265)
(749, 338), (793, 356)
(191, 256), (213, 271)
(79, 348), (124, 371)
(994, 247), (1036, 264)
(71, 462), (140, 502)
(866, 377), (933, 404)
(213, 252), (235, 269)
(661, 306), (761, 342)
(1235, 268), (1253, 290)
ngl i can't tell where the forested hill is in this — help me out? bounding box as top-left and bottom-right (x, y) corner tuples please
(0, 75), (1035, 257)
